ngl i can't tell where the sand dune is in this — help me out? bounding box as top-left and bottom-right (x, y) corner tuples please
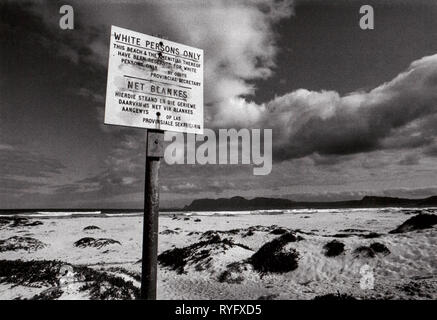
(0, 209), (436, 300)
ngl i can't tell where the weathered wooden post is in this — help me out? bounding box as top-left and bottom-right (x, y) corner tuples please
(141, 129), (164, 300)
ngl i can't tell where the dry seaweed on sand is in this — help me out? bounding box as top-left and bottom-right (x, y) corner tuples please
(74, 237), (121, 249)
(0, 236), (46, 252)
(249, 232), (302, 274)
(389, 214), (437, 234)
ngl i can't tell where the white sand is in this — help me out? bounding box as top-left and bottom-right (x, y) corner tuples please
(0, 208), (436, 300)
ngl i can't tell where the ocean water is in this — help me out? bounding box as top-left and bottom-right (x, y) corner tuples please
(1, 207), (436, 219)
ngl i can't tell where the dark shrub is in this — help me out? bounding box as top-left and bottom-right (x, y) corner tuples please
(1, 217), (44, 228)
(369, 242), (390, 255)
(74, 237), (120, 249)
(217, 262), (245, 284)
(32, 287), (64, 300)
(160, 229), (177, 235)
(362, 232), (381, 239)
(83, 225), (100, 231)
(249, 232), (300, 274)
(0, 236), (46, 252)
(353, 246), (375, 258)
(389, 214), (437, 234)
(158, 235), (251, 274)
(323, 240), (345, 257)
(0, 260), (62, 287)
(0, 259), (139, 300)
(242, 229), (254, 237)
(332, 233), (352, 238)
(217, 270), (244, 284)
(0, 217), (11, 227)
(269, 227), (288, 235)
(73, 265), (139, 300)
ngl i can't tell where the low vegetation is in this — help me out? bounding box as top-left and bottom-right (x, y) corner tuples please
(389, 214), (437, 234)
(83, 225), (101, 231)
(158, 234), (252, 274)
(0, 236), (46, 252)
(74, 237), (121, 249)
(323, 240), (345, 257)
(249, 232), (301, 274)
(0, 217), (43, 228)
(313, 292), (357, 300)
(0, 259), (139, 300)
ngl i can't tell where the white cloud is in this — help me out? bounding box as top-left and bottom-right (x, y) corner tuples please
(221, 53), (437, 161)
(46, 0), (294, 127)
(158, 0), (294, 123)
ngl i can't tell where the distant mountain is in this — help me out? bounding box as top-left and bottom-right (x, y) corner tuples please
(183, 195), (437, 211)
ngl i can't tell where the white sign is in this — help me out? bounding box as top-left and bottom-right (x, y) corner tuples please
(104, 26), (203, 134)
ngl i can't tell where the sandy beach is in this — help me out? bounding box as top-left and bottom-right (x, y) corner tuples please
(0, 208), (436, 300)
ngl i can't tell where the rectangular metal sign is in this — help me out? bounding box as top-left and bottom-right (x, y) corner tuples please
(105, 26), (203, 134)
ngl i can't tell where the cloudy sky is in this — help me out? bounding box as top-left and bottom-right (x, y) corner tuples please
(2, 0), (437, 209)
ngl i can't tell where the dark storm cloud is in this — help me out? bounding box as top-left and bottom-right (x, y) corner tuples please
(0, 1), (108, 139)
(0, 146), (65, 178)
(0, 145), (66, 202)
(0, 177), (44, 192)
(0, 1), (106, 70)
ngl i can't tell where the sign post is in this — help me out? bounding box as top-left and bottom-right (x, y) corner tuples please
(141, 129), (164, 299)
(104, 26), (203, 299)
